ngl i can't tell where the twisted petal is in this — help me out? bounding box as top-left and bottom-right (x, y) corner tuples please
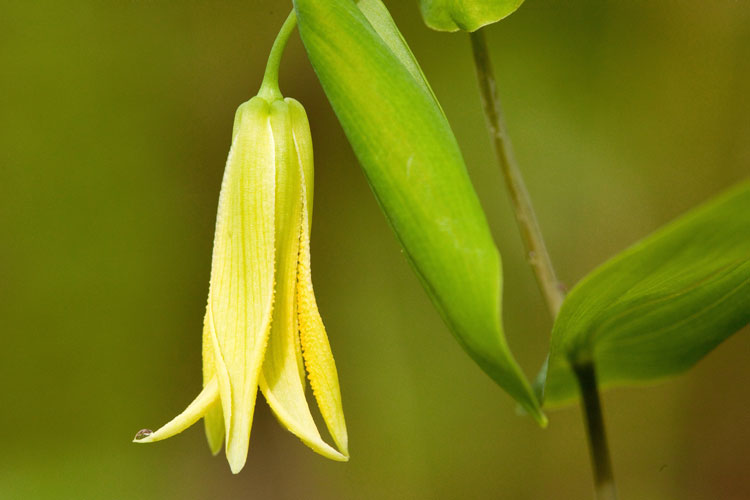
(297, 186), (349, 458)
(132, 377), (220, 444)
(259, 99), (346, 462)
(290, 99), (348, 457)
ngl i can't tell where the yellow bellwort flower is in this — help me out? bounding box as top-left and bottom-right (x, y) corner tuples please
(134, 94), (349, 473)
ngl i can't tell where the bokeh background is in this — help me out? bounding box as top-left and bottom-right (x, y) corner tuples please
(2, 1), (748, 499)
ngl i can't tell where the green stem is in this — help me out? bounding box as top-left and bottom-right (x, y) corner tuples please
(258, 10), (298, 101)
(574, 363), (618, 500)
(469, 28), (564, 319)
(470, 27), (618, 498)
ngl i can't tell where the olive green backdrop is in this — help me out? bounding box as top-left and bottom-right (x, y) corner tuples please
(1, 1), (748, 499)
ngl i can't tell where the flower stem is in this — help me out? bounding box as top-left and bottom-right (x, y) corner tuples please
(470, 27), (618, 498)
(258, 10), (298, 101)
(573, 363), (618, 500)
(469, 28), (564, 319)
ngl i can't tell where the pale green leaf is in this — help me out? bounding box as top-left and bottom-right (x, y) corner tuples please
(542, 182), (750, 407)
(419, 0), (525, 32)
(294, 0), (545, 424)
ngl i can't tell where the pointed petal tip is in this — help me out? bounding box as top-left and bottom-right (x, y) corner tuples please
(206, 434), (223, 456)
(204, 409), (225, 457)
(331, 427), (349, 457)
(303, 431), (348, 462)
(228, 455), (247, 475)
(322, 447), (349, 462)
(226, 443), (249, 474)
(332, 433), (349, 460)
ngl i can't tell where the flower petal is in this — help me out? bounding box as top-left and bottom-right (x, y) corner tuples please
(270, 99), (307, 387)
(133, 377), (220, 443)
(259, 99), (346, 462)
(208, 96), (277, 473)
(289, 96), (348, 457)
(201, 311), (224, 455)
(296, 184), (349, 458)
(287, 98), (314, 224)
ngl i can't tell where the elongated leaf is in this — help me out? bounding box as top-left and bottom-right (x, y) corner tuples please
(543, 182), (750, 407)
(356, 0), (429, 93)
(419, 0), (525, 32)
(294, 0), (545, 424)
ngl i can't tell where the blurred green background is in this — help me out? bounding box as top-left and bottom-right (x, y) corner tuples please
(2, 1), (748, 498)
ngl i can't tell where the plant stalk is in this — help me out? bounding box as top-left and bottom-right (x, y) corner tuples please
(469, 28), (564, 318)
(574, 363), (618, 500)
(258, 10), (298, 101)
(470, 27), (617, 498)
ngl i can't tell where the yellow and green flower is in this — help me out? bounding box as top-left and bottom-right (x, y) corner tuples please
(134, 93), (348, 474)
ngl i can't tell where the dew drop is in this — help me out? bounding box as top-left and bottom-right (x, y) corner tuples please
(134, 429), (153, 440)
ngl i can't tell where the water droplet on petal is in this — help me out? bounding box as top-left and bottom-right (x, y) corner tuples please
(134, 429), (153, 440)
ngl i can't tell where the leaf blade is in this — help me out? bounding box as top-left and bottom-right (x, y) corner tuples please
(419, 0), (526, 32)
(294, 0), (545, 423)
(543, 182), (750, 406)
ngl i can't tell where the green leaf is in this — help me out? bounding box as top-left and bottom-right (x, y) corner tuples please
(355, 0), (431, 96)
(419, 0), (526, 32)
(294, 0), (545, 424)
(542, 182), (750, 407)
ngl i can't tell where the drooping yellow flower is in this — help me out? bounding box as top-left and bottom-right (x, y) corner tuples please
(134, 94), (348, 473)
